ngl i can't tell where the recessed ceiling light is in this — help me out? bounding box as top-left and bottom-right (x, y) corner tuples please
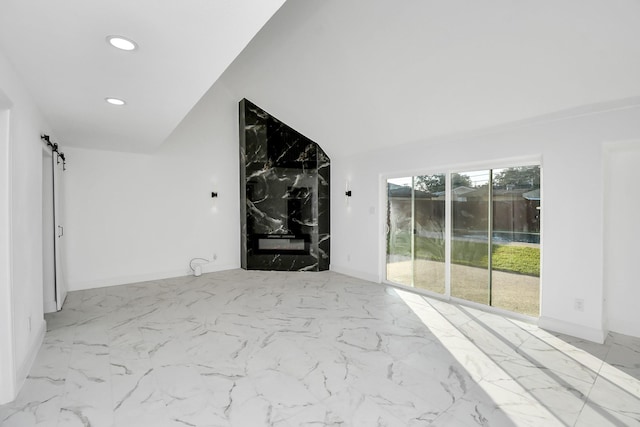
(105, 97), (126, 106)
(106, 35), (138, 51)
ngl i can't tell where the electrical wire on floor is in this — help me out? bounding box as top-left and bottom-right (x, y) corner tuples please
(189, 257), (209, 277)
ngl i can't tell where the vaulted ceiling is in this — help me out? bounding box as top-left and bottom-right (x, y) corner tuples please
(219, 0), (640, 157)
(0, 0), (286, 152)
(1, 1), (639, 157)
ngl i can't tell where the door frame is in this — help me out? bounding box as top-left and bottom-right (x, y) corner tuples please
(42, 146), (56, 313)
(53, 151), (67, 310)
(0, 95), (16, 404)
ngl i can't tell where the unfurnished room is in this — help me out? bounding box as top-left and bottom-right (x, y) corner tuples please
(1, 1), (640, 426)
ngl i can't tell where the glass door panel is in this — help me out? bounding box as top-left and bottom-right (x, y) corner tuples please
(386, 166), (541, 317)
(386, 177), (413, 286)
(491, 166), (541, 316)
(413, 174), (445, 294)
(450, 170), (490, 305)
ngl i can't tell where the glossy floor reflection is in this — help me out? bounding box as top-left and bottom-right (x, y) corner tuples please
(1, 270), (639, 426)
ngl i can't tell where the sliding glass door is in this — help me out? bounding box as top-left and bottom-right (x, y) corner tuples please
(413, 174), (446, 294)
(490, 166), (540, 316)
(385, 165), (541, 316)
(386, 177), (413, 287)
(450, 170), (490, 305)
(386, 174), (446, 294)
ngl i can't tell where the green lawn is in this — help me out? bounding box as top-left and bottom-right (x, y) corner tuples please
(389, 233), (540, 277)
(491, 245), (540, 276)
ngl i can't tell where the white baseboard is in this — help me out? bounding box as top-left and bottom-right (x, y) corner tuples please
(201, 263), (237, 275)
(330, 264), (380, 284)
(538, 316), (607, 343)
(15, 318), (46, 397)
(68, 263), (240, 291)
(607, 320), (640, 339)
(68, 269), (189, 291)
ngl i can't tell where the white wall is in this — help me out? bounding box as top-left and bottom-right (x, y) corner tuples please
(329, 105), (640, 342)
(604, 141), (640, 337)
(64, 81), (240, 290)
(0, 52), (50, 403)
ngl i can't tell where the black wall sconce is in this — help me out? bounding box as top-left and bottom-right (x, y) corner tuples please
(345, 190), (352, 197)
(211, 192), (218, 198)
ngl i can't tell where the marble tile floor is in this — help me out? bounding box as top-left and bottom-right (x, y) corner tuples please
(1, 269), (639, 427)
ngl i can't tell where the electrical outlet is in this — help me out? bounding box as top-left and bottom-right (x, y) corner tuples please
(574, 298), (584, 312)
(212, 253), (217, 262)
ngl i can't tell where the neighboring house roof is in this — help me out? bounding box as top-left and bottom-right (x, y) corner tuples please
(523, 189), (541, 201)
(387, 183), (433, 199)
(453, 186), (476, 196)
(429, 186), (476, 198)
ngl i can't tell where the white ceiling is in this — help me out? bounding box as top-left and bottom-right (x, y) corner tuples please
(2, 1), (640, 158)
(0, 0), (286, 152)
(219, 0), (640, 158)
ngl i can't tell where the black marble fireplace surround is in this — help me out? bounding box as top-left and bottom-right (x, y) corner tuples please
(239, 99), (330, 271)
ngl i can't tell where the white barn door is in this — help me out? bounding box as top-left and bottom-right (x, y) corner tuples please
(53, 152), (67, 310)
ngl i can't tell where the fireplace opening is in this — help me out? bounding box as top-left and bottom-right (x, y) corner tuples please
(253, 234), (311, 255)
